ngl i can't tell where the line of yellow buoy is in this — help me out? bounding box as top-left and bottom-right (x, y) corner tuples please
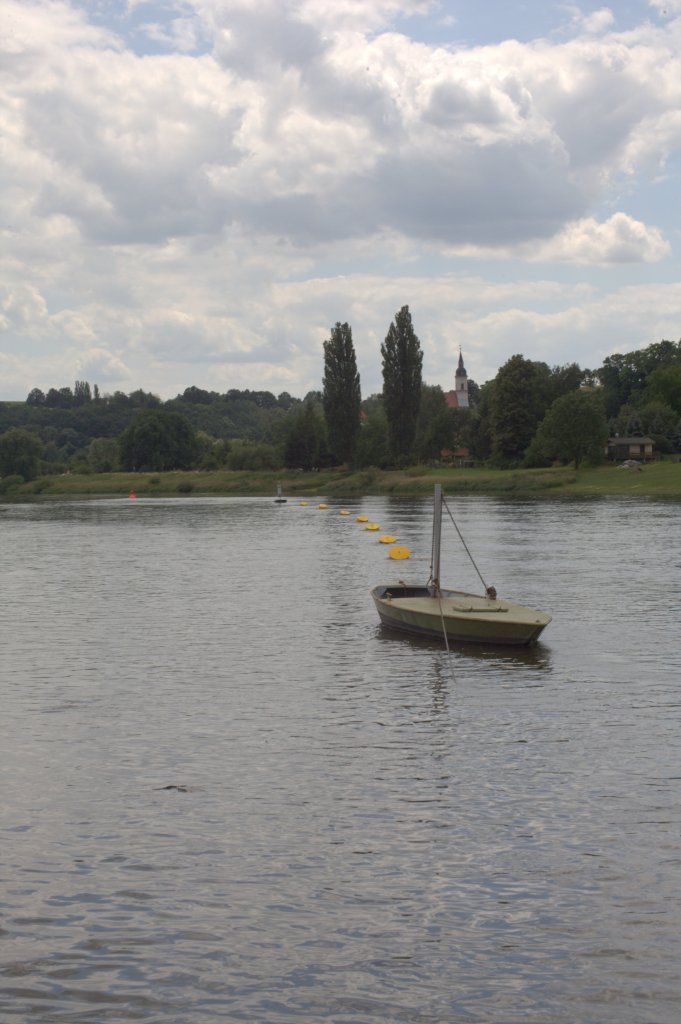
(295, 498), (411, 560)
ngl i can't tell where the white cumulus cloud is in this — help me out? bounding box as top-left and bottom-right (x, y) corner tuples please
(534, 213), (671, 264)
(1, 0), (681, 400)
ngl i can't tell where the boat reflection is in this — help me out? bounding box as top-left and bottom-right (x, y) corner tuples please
(374, 622), (553, 671)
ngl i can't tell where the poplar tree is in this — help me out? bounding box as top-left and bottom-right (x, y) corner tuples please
(322, 321), (361, 465)
(381, 305), (423, 465)
(74, 380), (92, 405)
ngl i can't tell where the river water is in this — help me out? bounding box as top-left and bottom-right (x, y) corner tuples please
(1, 494), (679, 1024)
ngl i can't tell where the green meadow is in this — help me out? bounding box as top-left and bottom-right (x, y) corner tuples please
(5, 460), (680, 501)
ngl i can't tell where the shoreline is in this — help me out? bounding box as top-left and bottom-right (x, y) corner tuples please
(3, 462), (681, 501)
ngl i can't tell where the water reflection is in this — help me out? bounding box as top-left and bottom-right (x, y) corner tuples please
(1, 496), (680, 1024)
(374, 622), (553, 670)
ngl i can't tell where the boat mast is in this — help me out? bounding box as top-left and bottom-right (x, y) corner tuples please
(430, 484), (442, 593)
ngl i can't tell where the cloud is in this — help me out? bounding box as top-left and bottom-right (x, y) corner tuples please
(1, 0), (681, 402)
(138, 16), (204, 54)
(568, 7), (616, 35)
(2, 0), (118, 54)
(1, 284), (50, 331)
(4, 0), (680, 249)
(534, 213), (670, 264)
(444, 212), (670, 264)
(3, 250), (681, 399)
(75, 346), (132, 384)
(647, 0), (681, 14)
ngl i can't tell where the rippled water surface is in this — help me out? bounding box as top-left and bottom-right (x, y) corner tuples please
(1, 494), (680, 1023)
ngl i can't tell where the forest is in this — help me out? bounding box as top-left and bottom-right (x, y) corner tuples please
(1, 322), (681, 486)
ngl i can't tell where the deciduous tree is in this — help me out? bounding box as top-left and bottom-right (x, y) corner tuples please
(490, 355), (552, 465)
(283, 402), (327, 471)
(527, 391), (607, 468)
(466, 381), (494, 461)
(354, 412), (389, 469)
(414, 385), (450, 463)
(0, 428), (42, 481)
(644, 364), (681, 415)
(87, 437), (120, 473)
(119, 410), (199, 471)
(594, 338), (681, 417)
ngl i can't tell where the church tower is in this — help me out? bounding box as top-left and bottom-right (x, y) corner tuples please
(445, 349), (469, 409)
(455, 349), (469, 408)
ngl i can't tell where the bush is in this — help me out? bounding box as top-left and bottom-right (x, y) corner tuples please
(0, 474), (25, 493)
(177, 481), (194, 493)
(198, 451), (221, 470)
(39, 460), (68, 476)
(32, 478), (53, 494)
(227, 441), (281, 471)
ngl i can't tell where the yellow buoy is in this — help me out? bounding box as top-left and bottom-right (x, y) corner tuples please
(318, 503), (328, 509)
(299, 501), (309, 506)
(378, 534), (397, 544)
(339, 510), (350, 516)
(389, 545), (411, 560)
(356, 514), (369, 523)
(365, 522), (380, 531)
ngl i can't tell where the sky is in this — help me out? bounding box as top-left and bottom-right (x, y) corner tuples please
(2, 0), (681, 402)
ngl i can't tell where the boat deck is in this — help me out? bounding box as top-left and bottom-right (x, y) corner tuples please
(381, 588), (544, 622)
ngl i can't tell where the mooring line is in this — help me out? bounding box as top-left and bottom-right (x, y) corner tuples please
(436, 591), (457, 685)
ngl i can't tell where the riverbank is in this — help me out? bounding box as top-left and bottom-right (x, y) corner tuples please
(3, 461), (680, 500)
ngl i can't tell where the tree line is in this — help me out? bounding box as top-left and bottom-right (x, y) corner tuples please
(2, 307), (681, 485)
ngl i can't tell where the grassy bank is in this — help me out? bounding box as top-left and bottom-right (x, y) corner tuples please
(3, 460), (680, 500)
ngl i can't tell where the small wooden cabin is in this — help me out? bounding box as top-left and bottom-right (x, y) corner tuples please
(605, 436), (655, 462)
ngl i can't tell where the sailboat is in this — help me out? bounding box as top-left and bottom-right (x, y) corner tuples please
(371, 485), (551, 646)
(274, 482), (287, 504)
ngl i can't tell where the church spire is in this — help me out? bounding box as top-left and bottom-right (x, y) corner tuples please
(454, 348), (469, 408)
(445, 348), (469, 409)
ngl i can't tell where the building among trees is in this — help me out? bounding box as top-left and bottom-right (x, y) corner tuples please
(605, 435), (655, 462)
(445, 350), (469, 409)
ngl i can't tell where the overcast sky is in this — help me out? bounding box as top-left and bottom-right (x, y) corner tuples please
(2, 0), (681, 402)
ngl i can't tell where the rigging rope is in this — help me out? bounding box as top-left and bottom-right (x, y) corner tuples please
(441, 494), (489, 594)
(433, 491), (497, 681)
